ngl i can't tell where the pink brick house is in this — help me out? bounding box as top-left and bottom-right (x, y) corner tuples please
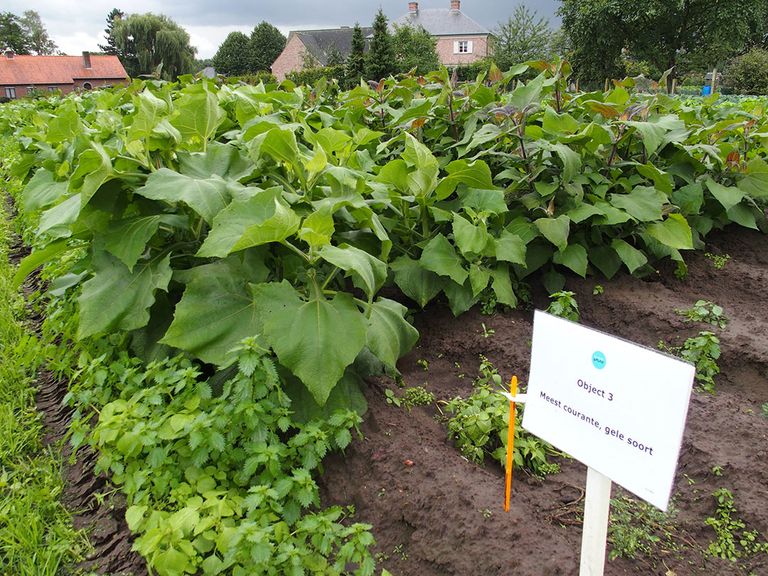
(393, 1), (491, 67)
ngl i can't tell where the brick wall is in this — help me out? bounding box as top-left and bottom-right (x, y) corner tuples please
(272, 34), (308, 81)
(435, 35), (489, 66)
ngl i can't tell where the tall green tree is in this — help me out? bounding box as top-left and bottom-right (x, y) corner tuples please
(0, 12), (29, 54)
(365, 8), (395, 80)
(345, 23), (366, 86)
(213, 31), (251, 76)
(392, 24), (439, 74)
(19, 10), (57, 55)
(249, 22), (286, 72)
(559, 0), (768, 87)
(112, 13), (197, 80)
(98, 8), (125, 56)
(493, 5), (552, 70)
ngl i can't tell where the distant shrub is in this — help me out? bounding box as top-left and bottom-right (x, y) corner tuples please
(287, 65), (345, 86)
(724, 49), (768, 95)
(228, 71), (277, 85)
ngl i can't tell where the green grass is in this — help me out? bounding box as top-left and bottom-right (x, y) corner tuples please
(0, 185), (90, 574)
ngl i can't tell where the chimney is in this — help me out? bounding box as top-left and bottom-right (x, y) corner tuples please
(4, 48), (14, 59)
(82, 51), (91, 69)
(409, 2), (418, 13)
(451, 0), (461, 10)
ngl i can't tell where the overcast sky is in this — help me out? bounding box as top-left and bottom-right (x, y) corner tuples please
(9, 1), (560, 59)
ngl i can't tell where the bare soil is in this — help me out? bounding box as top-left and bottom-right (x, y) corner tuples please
(320, 227), (768, 576)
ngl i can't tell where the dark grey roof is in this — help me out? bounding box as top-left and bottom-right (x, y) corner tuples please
(393, 8), (489, 36)
(294, 27), (373, 66)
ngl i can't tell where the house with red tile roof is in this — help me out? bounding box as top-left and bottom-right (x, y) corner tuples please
(0, 50), (129, 100)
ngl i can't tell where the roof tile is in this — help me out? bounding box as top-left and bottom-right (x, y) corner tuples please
(0, 54), (128, 86)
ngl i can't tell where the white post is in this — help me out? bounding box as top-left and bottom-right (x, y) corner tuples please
(579, 467), (612, 576)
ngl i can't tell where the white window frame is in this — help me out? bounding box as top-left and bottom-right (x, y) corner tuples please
(454, 40), (473, 55)
(4, 87), (16, 99)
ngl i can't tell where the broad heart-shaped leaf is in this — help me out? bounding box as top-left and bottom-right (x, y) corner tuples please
(78, 251), (172, 339)
(738, 158), (768, 199)
(420, 233), (469, 285)
(319, 244), (387, 300)
(609, 186), (665, 222)
(366, 298), (419, 369)
(177, 142), (255, 182)
(534, 215), (570, 251)
(283, 368), (368, 424)
(375, 159), (409, 191)
(45, 100), (81, 144)
(253, 282), (367, 406)
(170, 86), (225, 149)
(435, 159), (495, 199)
(298, 206), (335, 249)
(646, 214), (693, 250)
(705, 180), (744, 212)
(197, 187), (300, 258)
(135, 168), (239, 224)
(508, 72), (545, 110)
(547, 143), (581, 183)
(402, 133), (439, 197)
(443, 279), (478, 316)
(103, 216), (162, 271)
(624, 120), (666, 156)
(22, 169), (68, 212)
(72, 144), (113, 207)
(493, 230), (527, 265)
(390, 255), (446, 308)
(589, 245), (622, 279)
(552, 243), (588, 277)
(490, 264), (518, 307)
(727, 203), (759, 230)
(611, 239), (648, 274)
(457, 188), (507, 214)
(38, 194), (80, 237)
(127, 89), (168, 141)
(452, 214), (490, 255)
(161, 254), (269, 366)
(259, 127), (302, 172)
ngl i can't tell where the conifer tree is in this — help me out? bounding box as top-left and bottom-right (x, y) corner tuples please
(345, 23), (366, 86)
(365, 9), (395, 80)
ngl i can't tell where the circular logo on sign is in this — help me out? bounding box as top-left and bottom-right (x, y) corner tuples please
(592, 351), (606, 369)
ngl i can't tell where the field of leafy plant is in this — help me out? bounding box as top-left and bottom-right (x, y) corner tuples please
(1, 61), (767, 575)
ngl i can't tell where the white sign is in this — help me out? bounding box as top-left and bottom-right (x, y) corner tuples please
(522, 310), (695, 511)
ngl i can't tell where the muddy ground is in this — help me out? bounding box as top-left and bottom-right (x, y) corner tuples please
(320, 227), (768, 576)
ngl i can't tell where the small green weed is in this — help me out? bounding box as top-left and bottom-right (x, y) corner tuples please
(761, 403), (768, 418)
(592, 284), (604, 295)
(481, 322), (495, 338)
(442, 357), (560, 477)
(705, 252), (731, 270)
(705, 488), (768, 561)
(659, 331), (721, 393)
(608, 496), (678, 561)
(385, 386), (435, 411)
(676, 300), (728, 329)
(547, 291), (579, 322)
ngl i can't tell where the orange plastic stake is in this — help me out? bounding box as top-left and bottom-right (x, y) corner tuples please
(504, 375), (518, 512)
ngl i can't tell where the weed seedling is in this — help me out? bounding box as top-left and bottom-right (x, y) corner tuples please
(416, 358), (429, 371)
(481, 323), (495, 338)
(402, 386), (435, 410)
(593, 284), (604, 295)
(761, 403), (768, 418)
(705, 488), (768, 561)
(547, 291), (579, 322)
(676, 300), (728, 329)
(384, 389), (402, 408)
(705, 252), (731, 270)
(608, 496), (678, 561)
(660, 332), (721, 393)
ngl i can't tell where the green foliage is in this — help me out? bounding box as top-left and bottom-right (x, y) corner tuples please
(386, 386), (434, 410)
(547, 291), (579, 322)
(112, 12), (197, 79)
(248, 21), (286, 73)
(724, 49), (768, 96)
(443, 357), (560, 477)
(0, 11), (30, 54)
(493, 6), (553, 71)
(608, 496), (678, 561)
(70, 342), (376, 575)
(761, 403), (768, 418)
(366, 9), (395, 80)
(705, 252), (730, 270)
(676, 300), (728, 329)
(345, 24), (366, 87)
(661, 331), (721, 393)
(287, 65), (345, 86)
(705, 488), (768, 561)
(98, 8), (125, 56)
(212, 31), (252, 76)
(392, 25), (439, 75)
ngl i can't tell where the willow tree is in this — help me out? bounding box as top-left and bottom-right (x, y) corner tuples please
(112, 13), (196, 80)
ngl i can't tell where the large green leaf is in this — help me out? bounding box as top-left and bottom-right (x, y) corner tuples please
(705, 180), (744, 212)
(135, 168), (239, 224)
(319, 244), (387, 300)
(390, 255), (446, 308)
(611, 239), (648, 274)
(436, 159), (495, 199)
(128, 89), (169, 141)
(402, 133), (439, 197)
(610, 186), (665, 222)
(534, 215), (570, 251)
(177, 142), (254, 181)
(452, 214), (489, 255)
(443, 279), (478, 316)
(78, 251), (172, 338)
(260, 128), (302, 174)
(103, 216), (163, 271)
(548, 143), (581, 182)
(254, 282), (367, 405)
(738, 159), (768, 199)
(197, 187), (300, 257)
(508, 73), (545, 110)
(493, 231), (527, 265)
(298, 207), (335, 249)
(161, 254), (269, 366)
(37, 194), (80, 237)
(366, 298), (419, 369)
(457, 188), (507, 214)
(490, 264), (517, 307)
(22, 169), (68, 212)
(589, 245), (622, 279)
(420, 234), (468, 285)
(72, 144), (113, 207)
(646, 214), (693, 250)
(552, 243), (588, 277)
(170, 86), (225, 149)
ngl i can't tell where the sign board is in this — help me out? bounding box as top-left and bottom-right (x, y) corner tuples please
(522, 310), (695, 510)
